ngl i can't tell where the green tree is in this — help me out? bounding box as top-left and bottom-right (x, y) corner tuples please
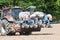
(0, 0), (60, 21)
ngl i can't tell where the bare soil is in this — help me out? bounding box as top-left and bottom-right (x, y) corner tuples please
(0, 24), (60, 40)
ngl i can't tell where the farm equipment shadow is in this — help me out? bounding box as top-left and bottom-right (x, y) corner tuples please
(0, 33), (54, 36)
(31, 33), (54, 35)
(16, 33), (54, 36)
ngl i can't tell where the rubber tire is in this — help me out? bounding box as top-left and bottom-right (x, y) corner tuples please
(7, 31), (16, 35)
(38, 24), (41, 31)
(20, 32), (31, 35)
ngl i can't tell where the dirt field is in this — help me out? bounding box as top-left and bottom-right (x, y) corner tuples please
(0, 24), (60, 40)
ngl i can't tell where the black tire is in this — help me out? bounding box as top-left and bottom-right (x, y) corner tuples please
(25, 31), (32, 35)
(20, 31), (31, 35)
(20, 28), (32, 35)
(20, 24), (32, 35)
(20, 32), (25, 35)
(38, 24), (41, 31)
(7, 31), (16, 35)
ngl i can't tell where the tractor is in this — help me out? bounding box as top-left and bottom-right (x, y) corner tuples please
(0, 6), (41, 35)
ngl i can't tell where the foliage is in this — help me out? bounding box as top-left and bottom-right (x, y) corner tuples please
(0, 0), (60, 21)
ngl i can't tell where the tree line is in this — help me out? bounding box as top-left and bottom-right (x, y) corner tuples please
(0, 0), (60, 22)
